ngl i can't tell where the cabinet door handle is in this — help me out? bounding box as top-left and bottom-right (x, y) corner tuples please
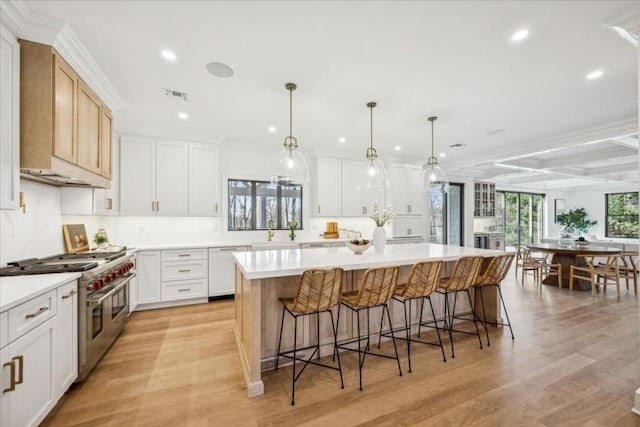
(178, 288), (191, 292)
(25, 306), (49, 319)
(178, 254), (191, 257)
(62, 290), (77, 299)
(318, 205), (321, 214)
(221, 247), (240, 251)
(107, 198), (113, 210)
(215, 202), (218, 213)
(2, 361), (16, 392)
(152, 201), (155, 211)
(362, 206), (366, 215)
(178, 269), (191, 273)
(156, 201), (160, 211)
(12, 356), (23, 385)
(407, 205), (411, 213)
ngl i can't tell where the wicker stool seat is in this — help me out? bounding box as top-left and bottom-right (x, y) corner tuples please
(377, 260), (446, 373)
(275, 267), (345, 405)
(424, 256), (484, 359)
(336, 265), (402, 391)
(471, 254), (515, 346)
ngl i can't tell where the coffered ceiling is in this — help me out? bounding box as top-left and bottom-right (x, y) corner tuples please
(20, 0), (640, 190)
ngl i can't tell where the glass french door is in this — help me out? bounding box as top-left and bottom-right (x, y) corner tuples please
(428, 183), (464, 246)
(499, 191), (544, 247)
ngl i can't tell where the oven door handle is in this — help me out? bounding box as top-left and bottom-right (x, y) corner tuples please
(87, 273), (136, 307)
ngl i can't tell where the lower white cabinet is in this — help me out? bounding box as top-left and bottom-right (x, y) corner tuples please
(208, 246), (249, 297)
(0, 278), (78, 427)
(136, 251), (162, 304)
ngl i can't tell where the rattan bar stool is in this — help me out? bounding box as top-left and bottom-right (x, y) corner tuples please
(377, 260), (446, 373)
(337, 265), (402, 391)
(471, 254), (515, 346)
(430, 256), (484, 359)
(275, 267), (345, 405)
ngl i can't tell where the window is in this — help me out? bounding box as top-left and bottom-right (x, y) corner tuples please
(605, 192), (639, 238)
(228, 179), (302, 230)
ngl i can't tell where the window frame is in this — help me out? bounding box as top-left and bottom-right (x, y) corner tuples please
(227, 179), (303, 231)
(605, 191), (639, 239)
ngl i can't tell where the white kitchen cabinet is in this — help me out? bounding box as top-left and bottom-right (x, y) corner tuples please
(136, 251), (162, 304)
(208, 246), (249, 297)
(341, 160), (362, 217)
(189, 143), (219, 216)
(392, 216), (426, 238)
(391, 165), (424, 215)
(156, 140), (189, 216)
(119, 136), (156, 215)
(315, 158), (342, 217)
(52, 281), (78, 398)
(94, 134), (120, 215)
(0, 24), (20, 210)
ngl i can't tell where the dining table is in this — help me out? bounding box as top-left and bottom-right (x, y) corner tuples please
(526, 243), (621, 290)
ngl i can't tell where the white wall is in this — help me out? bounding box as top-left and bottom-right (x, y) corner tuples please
(0, 180), (65, 265)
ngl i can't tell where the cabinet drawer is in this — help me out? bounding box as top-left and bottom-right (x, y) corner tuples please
(8, 289), (57, 343)
(162, 260), (207, 281)
(57, 280), (78, 300)
(161, 248), (207, 262)
(162, 279), (207, 301)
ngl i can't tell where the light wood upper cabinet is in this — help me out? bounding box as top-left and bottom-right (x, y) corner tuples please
(100, 108), (113, 179)
(76, 80), (101, 174)
(53, 54), (77, 164)
(20, 40), (111, 188)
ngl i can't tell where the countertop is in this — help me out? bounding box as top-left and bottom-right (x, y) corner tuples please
(233, 243), (509, 280)
(0, 273), (81, 312)
(133, 237), (350, 251)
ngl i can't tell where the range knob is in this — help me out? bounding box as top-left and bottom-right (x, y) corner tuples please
(118, 268), (125, 275)
(92, 279), (103, 289)
(110, 272), (117, 280)
(127, 262), (134, 270)
(103, 275), (111, 284)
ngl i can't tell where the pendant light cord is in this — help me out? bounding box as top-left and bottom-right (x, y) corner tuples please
(431, 119), (434, 157)
(289, 86), (293, 139)
(370, 105), (373, 152)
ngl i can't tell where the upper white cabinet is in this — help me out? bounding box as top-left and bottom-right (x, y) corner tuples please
(315, 158), (342, 217)
(0, 24), (19, 210)
(315, 157), (387, 217)
(390, 165), (424, 215)
(119, 136), (218, 217)
(189, 143), (219, 216)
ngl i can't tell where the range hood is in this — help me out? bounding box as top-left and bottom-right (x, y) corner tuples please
(21, 167), (106, 188)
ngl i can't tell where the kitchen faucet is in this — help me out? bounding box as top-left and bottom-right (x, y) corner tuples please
(267, 220), (275, 241)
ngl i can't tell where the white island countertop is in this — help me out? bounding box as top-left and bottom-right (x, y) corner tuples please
(234, 243), (510, 280)
(0, 273), (81, 312)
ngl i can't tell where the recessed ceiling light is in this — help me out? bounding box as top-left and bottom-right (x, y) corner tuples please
(586, 70), (604, 80)
(439, 152), (446, 158)
(178, 112), (188, 119)
(511, 29), (529, 41)
(268, 126), (277, 133)
(394, 145), (401, 151)
(161, 50), (176, 61)
(339, 137), (346, 143)
(206, 62), (234, 78)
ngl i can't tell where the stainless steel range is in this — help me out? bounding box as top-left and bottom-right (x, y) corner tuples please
(0, 247), (136, 381)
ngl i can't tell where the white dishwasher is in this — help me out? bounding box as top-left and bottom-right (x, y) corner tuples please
(208, 246), (250, 297)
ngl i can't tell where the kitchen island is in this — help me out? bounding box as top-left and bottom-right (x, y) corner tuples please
(233, 243), (507, 397)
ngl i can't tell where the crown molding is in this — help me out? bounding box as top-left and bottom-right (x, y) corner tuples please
(0, 0), (124, 111)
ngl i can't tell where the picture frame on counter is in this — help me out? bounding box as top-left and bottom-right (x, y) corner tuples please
(554, 199), (565, 224)
(63, 224), (90, 253)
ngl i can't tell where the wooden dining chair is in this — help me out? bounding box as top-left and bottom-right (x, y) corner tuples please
(618, 251), (638, 295)
(539, 252), (562, 288)
(520, 247), (543, 286)
(569, 255), (620, 297)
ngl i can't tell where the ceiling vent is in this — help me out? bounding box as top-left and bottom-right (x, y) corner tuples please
(164, 88), (189, 101)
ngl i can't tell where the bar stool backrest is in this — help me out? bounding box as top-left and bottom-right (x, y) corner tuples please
(353, 266), (400, 307)
(290, 268), (345, 313)
(441, 256), (483, 292)
(475, 254), (515, 286)
(399, 260), (443, 299)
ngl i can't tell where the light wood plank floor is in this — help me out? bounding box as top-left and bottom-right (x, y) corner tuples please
(43, 270), (640, 426)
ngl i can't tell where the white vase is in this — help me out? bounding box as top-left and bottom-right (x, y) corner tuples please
(372, 226), (387, 253)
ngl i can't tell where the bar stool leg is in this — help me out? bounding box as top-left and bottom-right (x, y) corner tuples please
(291, 314), (298, 405)
(366, 308), (371, 351)
(333, 306), (341, 361)
(356, 308), (363, 391)
(404, 299), (412, 373)
(275, 305), (286, 370)
(384, 303), (403, 377)
(466, 290), (483, 350)
(496, 284), (514, 339)
(427, 296), (446, 362)
(444, 292), (455, 359)
(478, 286), (491, 347)
(329, 309), (344, 389)
(316, 311), (321, 360)
(377, 307), (385, 349)
(417, 297), (425, 338)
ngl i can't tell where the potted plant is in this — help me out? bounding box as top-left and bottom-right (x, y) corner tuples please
(557, 208), (597, 241)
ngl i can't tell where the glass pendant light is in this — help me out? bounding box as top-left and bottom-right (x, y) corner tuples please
(357, 102), (388, 190)
(423, 116), (449, 193)
(272, 83), (308, 185)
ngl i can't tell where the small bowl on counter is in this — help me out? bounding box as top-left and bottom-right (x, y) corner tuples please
(345, 239), (371, 254)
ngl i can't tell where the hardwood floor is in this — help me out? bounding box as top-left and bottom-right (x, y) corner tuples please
(43, 270), (640, 426)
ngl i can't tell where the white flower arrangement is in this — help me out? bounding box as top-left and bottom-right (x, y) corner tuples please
(369, 201), (394, 226)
